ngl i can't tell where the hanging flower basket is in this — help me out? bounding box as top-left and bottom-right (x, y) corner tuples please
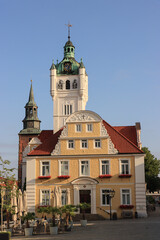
(119, 174), (132, 178)
(58, 175), (70, 179)
(38, 176), (51, 179)
(120, 205), (134, 209)
(99, 174), (112, 178)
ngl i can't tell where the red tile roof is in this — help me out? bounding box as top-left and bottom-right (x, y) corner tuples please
(103, 120), (143, 154)
(27, 120), (143, 156)
(38, 130), (53, 143)
(113, 126), (137, 146)
(28, 129), (63, 156)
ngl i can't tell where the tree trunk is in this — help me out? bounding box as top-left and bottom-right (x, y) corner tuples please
(6, 211), (10, 229)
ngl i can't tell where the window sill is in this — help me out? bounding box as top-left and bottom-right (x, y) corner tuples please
(120, 205), (134, 209)
(119, 174), (132, 178)
(58, 175), (70, 179)
(99, 174), (112, 178)
(38, 176), (51, 179)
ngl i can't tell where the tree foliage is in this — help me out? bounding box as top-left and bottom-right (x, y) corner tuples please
(0, 157), (17, 229)
(142, 147), (160, 192)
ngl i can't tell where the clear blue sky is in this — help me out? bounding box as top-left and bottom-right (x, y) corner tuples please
(0, 0), (160, 175)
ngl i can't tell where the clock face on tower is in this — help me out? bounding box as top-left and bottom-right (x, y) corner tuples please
(64, 62), (71, 72)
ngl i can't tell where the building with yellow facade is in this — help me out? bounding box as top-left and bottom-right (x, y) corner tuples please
(19, 31), (147, 219)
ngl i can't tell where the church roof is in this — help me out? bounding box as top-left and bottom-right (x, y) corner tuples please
(28, 120), (142, 156)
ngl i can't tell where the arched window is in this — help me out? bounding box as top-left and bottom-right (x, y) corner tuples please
(72, 79), (77, 89)
(66, 80), (70, 89)
(58, 80), (63, 89)
(29, 108), (33, 116)
(68, 48), (70, 52)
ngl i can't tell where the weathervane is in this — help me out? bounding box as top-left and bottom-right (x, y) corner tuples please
(65, 22), (72, 41)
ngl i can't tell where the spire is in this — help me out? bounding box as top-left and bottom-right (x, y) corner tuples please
(50, 59), (56, 70)
(65, 22), (72, 41)
(80, 58), (85, 68)
(19, 81), (41, 135)
(26, 80), (37, 107)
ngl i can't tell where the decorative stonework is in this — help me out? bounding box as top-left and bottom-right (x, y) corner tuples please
(51, 140), (61, 155)
(108, 138), (118, 154)
(101, 124), (109, 137)
(101, 122), (118, 154)
(60, 126), (68, 138)
(67, 111), (101, 123)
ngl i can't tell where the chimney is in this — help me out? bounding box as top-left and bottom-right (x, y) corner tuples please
(135, 122), (142, 149)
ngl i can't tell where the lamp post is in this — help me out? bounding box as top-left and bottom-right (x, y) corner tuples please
(104, 189), (115, 220)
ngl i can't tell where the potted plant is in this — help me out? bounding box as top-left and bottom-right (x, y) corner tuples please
(22, 212), (35, 236)
(37, 206), (48, 220)
(61, 204), (78, 230)
(45, 206), (61, 235)
(78, 202), (90, 227)
(4, 204), (16, 235)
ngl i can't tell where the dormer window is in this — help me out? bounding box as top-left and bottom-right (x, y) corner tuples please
(66, 80), (70, 89)
(72, 80), (77, 89)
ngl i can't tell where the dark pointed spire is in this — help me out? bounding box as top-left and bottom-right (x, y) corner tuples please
(26, 80), (37, 107)
(19, 81), (41, 135)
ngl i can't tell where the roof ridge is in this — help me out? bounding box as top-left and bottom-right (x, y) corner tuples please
(102, 120), (143, 153)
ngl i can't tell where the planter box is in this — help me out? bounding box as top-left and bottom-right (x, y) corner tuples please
(58, 175), (70, 179)
(80, 219), (87, 227)
(119, 174), (132, 178)
(99, 174), (112, 178)
(50, 226), (58, 235)
(38, 176), (51, 179)
(0, 232), (11, 240)
(25, 228), (33, 236)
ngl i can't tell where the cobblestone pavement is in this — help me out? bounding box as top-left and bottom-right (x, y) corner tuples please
(11, 215), (160, 240)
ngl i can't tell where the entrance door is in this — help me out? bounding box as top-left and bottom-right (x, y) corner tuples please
(79, 190), (91, 213)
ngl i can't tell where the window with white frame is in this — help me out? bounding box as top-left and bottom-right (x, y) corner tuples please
(41, 190), (50, 206)
(81, 139), (88, 148)
(68, 140), (74, 149)
(64, 104), (72, 115)
(76, 124), (81, 132)
(87, 123), (92, 132)
(101, 160), (110, 175)
(95, 139), (101, 148)
(101, 189), (110, 206)
(121, 189), (131, 205)
(80, 160), (89, 176)
(41, 161), (50, 176)
(60, 161), (69, 175)
(61, 189), (67, 206)
(120, 159), (129, 174)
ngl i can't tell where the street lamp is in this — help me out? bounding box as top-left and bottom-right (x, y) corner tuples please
(104, 189), (115, 220)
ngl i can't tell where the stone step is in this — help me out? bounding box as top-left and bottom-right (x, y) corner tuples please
(73, 213), (106, 221)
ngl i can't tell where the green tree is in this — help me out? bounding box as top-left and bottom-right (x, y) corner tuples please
(0, 157), (17, 230)
(142, 147), (160, 192)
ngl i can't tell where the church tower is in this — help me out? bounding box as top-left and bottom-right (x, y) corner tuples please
(18, 82), (41, 188)
(50, 28), (88, 132)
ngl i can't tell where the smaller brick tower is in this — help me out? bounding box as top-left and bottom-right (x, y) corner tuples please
(18, 81), (41, 188)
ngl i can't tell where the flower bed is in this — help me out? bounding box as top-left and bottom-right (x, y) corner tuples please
(120, 205), (134, 209)
(119, 174), (132, 178)
(99, 174), (112, 178)
(58, 175), (70, 179)
(38, 176), (51, 179)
